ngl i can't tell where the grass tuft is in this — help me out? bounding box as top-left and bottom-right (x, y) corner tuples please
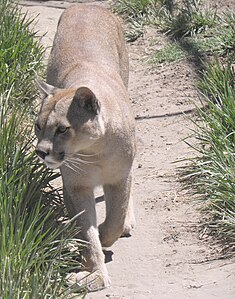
(0, 91), (85, 298)
(114, 0), (235, 62)
(159, 0), (218, 38)
(151, 43), (186, 63)
(181, 57), (235, 242)
(217, 12), (235, 55)
(0, 0), (44, 100)
(114, 0), (235, 247)
(112, 0), (166, 41)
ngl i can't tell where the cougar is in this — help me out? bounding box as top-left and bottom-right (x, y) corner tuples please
(35, 4), (136, 291)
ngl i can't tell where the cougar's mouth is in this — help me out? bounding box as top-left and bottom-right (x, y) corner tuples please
(44, 160), (63, 170)
(35, 149), (65, 170)
(44, 154), (65, 169)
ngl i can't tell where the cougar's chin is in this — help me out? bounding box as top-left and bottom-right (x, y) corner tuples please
(44, 156), (64, 169)
(45, 161), (63, 170)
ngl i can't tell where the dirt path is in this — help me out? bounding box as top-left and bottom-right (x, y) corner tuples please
(21, 1), (235, 298)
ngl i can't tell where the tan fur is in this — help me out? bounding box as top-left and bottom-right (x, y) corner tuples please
(35, 4), (136, 291)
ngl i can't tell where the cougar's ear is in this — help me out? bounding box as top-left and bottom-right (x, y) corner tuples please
(35, 78), (58, 97)
(74, 87), (100, 115)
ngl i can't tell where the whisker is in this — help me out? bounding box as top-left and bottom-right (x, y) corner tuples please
(66, 150), (102, 158)
(64, 161), (85, 174)
(66, 157), (97, 165)
(74, 152), (102, 157)
(64, 162), (80, 174)
(69, 162), (85, 173)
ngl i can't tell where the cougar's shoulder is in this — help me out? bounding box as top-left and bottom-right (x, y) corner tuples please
(47, 4), (129, 89)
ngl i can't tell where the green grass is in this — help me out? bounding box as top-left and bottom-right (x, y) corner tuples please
(0, 0), (44, 99)
(0, 0), (86, 297)
(151, 43), (186, 63)
(112, 0), (167, 41)
(0, 91), (85, 298)
(182, 58), (235, 242)
(112, 0), (218, 41)
(112, 0), (165, 19)
(114, 0), (235, 243)
(113, 0), (235, 62)
(158, 0), (218, 38)
(216, 12), (235, 55)
(151, 1), (235, 63)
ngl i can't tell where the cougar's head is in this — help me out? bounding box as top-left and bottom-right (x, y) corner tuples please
(34, 79), (104, 169)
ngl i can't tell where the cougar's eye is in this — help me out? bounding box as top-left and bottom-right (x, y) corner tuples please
(57, 126), (69, 134)
(35, 123), (41, 132)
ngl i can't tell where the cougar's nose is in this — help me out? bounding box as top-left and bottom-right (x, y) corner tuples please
(35, 149), (49, 160)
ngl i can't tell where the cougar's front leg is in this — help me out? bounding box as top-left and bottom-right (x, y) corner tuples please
(63, 186), (110, 290)
(99, 174), (135, 248)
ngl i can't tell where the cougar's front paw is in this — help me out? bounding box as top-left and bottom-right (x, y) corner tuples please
(66, 270), (111, 292)
(121, 220), (136, 237)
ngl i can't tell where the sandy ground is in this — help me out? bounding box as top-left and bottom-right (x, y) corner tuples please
(21, 1), (235, 298)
